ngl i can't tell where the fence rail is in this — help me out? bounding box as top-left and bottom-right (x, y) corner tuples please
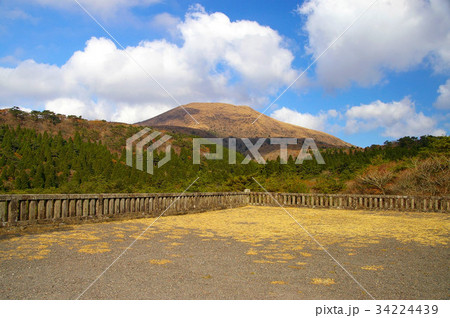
(0, 192), (249, 227)
(248, 192), (450, 212)
(0, 192), (448, 227)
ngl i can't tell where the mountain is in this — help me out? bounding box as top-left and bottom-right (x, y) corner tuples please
(137, 103), (352, 156)
(1, 107), (447, 195)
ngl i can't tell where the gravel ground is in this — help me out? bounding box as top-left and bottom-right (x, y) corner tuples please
(0, 206), (448, 300)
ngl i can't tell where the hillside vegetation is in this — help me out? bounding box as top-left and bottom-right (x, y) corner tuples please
(0, 107), (448, 195)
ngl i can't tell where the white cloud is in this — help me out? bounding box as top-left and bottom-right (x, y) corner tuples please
(110, 102), (171, 123)
(298, 0), (450, 89)
(150, 13), (181, 33)
(271, 107), (335, 131)
(1, 8), (35, 21)
(434, 79), (450, 110)
(45, 98), (170, 123)
(345, 97), (445, 138)
(46, 98), (86, 117)
(0, 55), (21, 66)
(327, 109), (338, 118)
(0, 6), (302, 123)
(179, 7), (300, 93)
(0, 59), (66, 101)
(0, 106), (32, 113)
(271, 98), (447, 138)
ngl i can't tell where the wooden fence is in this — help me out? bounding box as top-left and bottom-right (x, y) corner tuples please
(0, 192), (448, 227)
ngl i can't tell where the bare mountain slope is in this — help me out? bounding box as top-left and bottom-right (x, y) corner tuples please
(138, 102), (352, 148)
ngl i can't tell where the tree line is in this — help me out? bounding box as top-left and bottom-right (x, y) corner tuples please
(0, 124), (448, 195)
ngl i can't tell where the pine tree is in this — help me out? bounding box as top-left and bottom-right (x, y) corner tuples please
(32, 164), (45, 189)
(15, 170), (30, 189)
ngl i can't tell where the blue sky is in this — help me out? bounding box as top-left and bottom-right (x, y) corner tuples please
(0, 0), (449, 147)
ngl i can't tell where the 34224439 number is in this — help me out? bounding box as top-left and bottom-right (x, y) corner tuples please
(375, 305), (438, 315)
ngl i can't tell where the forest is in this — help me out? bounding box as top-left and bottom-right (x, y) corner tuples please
(0, 108), (448, 196)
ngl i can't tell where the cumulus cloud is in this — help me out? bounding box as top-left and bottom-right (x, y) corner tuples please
(345, 97), (445, 138)
(0, 6), (302, 123)
(271, 97), (446, 138)
(0, 59), (66, 101)
(298, 0), (450, 89)
(434, 79), (450, 110)
(45, 98), (105, 120)
(45, 98), (171, 123)
(271, 107), (336, 131)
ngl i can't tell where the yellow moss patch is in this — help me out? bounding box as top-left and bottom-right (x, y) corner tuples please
(246, 249), (258, 255)
(27, 255), (45, 260)
(1, 206), (448, 263)
(263, 253), (295, 260)
(198, 233), (215, 238)
(78, 243), (110, 254)
(288, 265), (305, 269)
(253, 259), (275, 264)
(271, 281), (287, 285)
(311, 278), (336, 286)
(165, 235), (183, 239)
(58, 232), (101, 241)
(300, 252), (312, 257)
(149, 259), (172, 265)
(129, 235), (149, 241)
(27, 249), (50, 260)
(361, 265), (384, 271)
